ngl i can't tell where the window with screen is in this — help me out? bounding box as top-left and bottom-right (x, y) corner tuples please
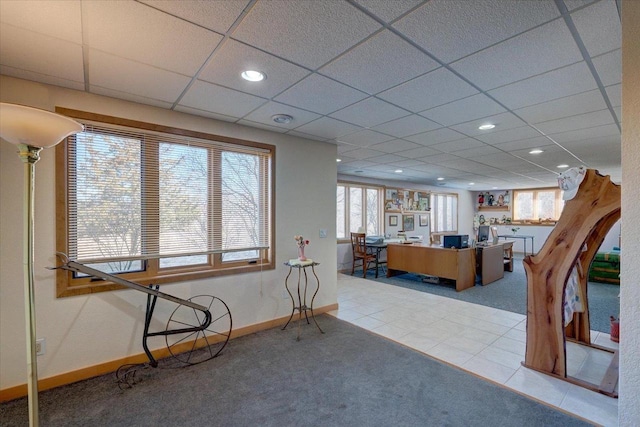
(430, 192), (458, 233)
(336, 182), (383, 239)
(55, 110), (274, 297)
(513, 188), (564, 222)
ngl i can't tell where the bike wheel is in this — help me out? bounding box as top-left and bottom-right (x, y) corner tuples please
(165, 295), (232, 365)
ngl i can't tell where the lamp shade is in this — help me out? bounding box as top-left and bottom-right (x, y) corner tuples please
(0, 103), (83, 148)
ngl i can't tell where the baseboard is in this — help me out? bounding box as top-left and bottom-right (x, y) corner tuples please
(0, 303), (338, 402)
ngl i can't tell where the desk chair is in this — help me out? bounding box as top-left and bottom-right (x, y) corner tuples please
(351, 232), (377, 278)
(503, 241), (514, 272)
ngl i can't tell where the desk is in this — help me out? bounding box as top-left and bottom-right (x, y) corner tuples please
(497, 234), (534, 256)
(282, 259), (324, 340)
(476, 243), (505, 285)
(366, 238), (403, 278)
(386, 243), (476, 291)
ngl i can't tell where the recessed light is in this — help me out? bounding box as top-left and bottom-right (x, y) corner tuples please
(437, 177), (445, 181)
(557, 164), (569, 168)
(395, 169), (403, 173)
(529, 149), (544, 154)
(478, 124), (495, 130)
(336, 158), (342, 162)
(271, 114), (293, 124)
(469, 182), (475, 185)
(492, 187), (498, 189)
(241, 70), (265, 82)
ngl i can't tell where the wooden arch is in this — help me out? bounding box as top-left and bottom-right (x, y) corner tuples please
(523, 169), (620, 393)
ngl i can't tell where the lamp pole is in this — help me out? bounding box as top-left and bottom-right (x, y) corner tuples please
(17, 143), (42, 427)
(1, 103), (83, 426)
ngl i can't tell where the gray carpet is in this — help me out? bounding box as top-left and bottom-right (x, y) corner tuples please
(0, 316), (590, 427)
(363, 256), (619, 333)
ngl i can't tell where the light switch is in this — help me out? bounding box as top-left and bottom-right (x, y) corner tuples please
(319, 229), (327, 238)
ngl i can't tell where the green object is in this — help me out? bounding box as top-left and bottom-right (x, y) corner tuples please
(589, 251), (621, 284)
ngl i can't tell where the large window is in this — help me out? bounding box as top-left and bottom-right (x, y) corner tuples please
(337, 182), (383, 239)
(55, 109), (274, 296)
(431, 193), (458, 233)
(513, 188), (564, 222)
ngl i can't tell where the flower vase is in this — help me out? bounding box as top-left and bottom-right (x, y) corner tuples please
(298, 245), (307, 261)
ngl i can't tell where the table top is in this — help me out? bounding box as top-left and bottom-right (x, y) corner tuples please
(498, 234), (535, 239)
(285, 259), (319, 267)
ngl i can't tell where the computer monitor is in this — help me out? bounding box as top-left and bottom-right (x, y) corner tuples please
(477, 225), (490, 242)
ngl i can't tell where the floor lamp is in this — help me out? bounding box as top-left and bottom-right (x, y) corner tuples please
(0, 103), (83, 427)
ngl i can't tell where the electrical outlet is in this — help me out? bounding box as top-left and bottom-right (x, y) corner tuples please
(36, 338), (46, 356)
(319, 229), (327, 238)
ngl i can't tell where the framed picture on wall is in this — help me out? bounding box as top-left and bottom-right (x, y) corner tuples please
(389, 215), (398, 226)
(419, 214), (429, 227)
(403, 215), (414, 231)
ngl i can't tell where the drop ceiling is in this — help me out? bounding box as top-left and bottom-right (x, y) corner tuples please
(0, 0), (621, 190)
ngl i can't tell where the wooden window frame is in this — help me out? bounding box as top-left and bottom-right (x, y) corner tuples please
(55, 108), (275, 297)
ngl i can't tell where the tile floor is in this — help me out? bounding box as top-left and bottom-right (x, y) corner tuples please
(327, 273), (619, 426)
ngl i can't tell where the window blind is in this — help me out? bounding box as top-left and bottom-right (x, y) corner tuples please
(66, 122), (271, 264)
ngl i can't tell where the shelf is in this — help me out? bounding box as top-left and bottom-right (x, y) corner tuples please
(478, 205), (509, 211)
(386, 210), (430, 214)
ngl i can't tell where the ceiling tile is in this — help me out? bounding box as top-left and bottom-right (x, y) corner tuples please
(592, 49), (621, 86)
(405, 127), (467, 146)
(241, 101), (321, 130)
(393, 0), (559, 63)
(488, 61), (597, 110)
(84, 1), (223, 76)
(571, 0), (621, 58)
(429, 137), (486, 153)
(419, 153), (462, 164)
(391, 159), (428, 168)
(173, 105), (238, 122)
(535, 109), (614, 134)
(450, 112), (526, 137)
(397, 146), (442, 159)
(352, 0), (423, 22)
(451, 19), (583, 90)
(377, 67), (479, 112)
(514, 89), (607, 124)
(179, 80), (267, 117)
(139, 0), (249, 34)
(89, 50), (191, 103)
(236, 119), (289, 133)
(319, 30), (439, 94)
(335, 129), (394, 147)
(340, 147), (388, 160)
(0, 25), (84, 83)
(0, 0), (82, 43)
(371, 114), (440, 138)
(0, 65), (85, 92)
(198, 40), (310, 98)
(453, 145), (504, 159)
(232, 0), (380, 69)
(91, 86), (173, 110)
(367, 153), (409, 164)
(564, 0), (599, 11)
(605, 84), (621, 107)
(274, 73), (368, 115)
(293, 117), (363, 140)
(369, 139), (421, 154)
(420, 94), (506, 126)
(548, 123), (620, 143)
(491, 136), (553, 151)
(285, 130), (329, 141)
(329, 97), (408, 128)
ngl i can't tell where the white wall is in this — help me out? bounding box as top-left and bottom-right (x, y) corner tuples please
(620, 1), (640, 423)
(336, 175), (475, 271)
(0, 76), (338, 390)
